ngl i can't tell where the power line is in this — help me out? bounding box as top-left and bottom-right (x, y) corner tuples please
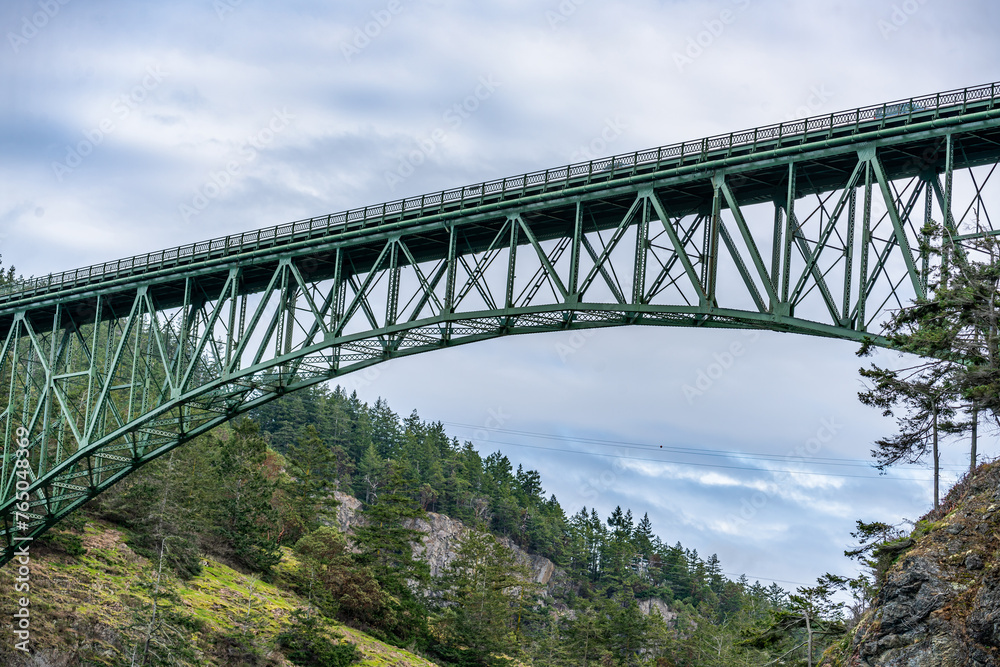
(466, 436), (940, 481)
(441, 421), (953, 481)
(441, 421), (968, 470)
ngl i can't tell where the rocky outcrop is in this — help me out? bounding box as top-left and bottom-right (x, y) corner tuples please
(332, 491), (362, 532)
(327, 492), (679, 624)
(638, 598), (678, 624)
(330, 491), (560, 587)
(831, 463), (1000, 666)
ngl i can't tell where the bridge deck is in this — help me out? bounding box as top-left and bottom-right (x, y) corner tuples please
(3, 83), (1000, 339)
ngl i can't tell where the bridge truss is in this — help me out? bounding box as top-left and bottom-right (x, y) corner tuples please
(1, 83), (1000, 563)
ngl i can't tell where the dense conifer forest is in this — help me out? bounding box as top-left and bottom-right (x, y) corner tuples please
(48, 383), (858, 666)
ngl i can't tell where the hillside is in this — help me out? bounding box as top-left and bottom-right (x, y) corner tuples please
(0, 386), (842, 665)
(0, 519), (436, 666)
(825, 462), (1000, 666)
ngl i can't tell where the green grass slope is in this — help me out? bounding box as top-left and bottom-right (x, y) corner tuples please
(0, 519), (437, 667)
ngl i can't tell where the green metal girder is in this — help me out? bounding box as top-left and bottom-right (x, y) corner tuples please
(0, 83), (999, 565)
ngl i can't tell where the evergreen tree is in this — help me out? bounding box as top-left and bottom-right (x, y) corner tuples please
(635, 512), (655, 558)
(859, 361), (959, 508)
(293, 526), (391, 629)
(435, 529), (533, 663)
(213, 420), (283, 573)
(355, 443), (386, 504)
(286, 425), (338, 528)
(352, 463), (429, 641)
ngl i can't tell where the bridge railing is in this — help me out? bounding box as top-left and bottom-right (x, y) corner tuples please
(3, 82), (998, 303)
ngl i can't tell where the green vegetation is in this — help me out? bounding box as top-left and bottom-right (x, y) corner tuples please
(0, 383), (860, 665)
(858, 234), (1000, 505)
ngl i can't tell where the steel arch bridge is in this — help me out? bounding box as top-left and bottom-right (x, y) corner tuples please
(2, 83), (1000, 564)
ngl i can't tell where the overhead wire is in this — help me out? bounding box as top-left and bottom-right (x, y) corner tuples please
(440, 421), (961, 481)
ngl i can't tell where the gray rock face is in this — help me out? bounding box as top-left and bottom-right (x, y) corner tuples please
(835, 466), (1000, 667)
(330, 491), (558, 586)
(328, 491), (677, 623)
(638, 598), (678, 624)
(334, 491), (677, 625)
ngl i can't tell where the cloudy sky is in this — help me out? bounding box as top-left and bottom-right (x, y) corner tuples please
(3, 0), (999, 590)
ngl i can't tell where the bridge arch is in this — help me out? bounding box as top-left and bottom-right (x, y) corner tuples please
(1, 82), (999, 563)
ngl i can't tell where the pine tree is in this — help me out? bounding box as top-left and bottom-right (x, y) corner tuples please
(285, 425), (338, 528)
(635, 512), (655, 558)
(435, 529), (533, 662)
(213, 420), (282, 573)
(858, 361), (959, 508)
(351, 463), (429, 641)
(355, 443), (385, 504)
(0, 255), (18, 285)
(603, 591), (650, 666)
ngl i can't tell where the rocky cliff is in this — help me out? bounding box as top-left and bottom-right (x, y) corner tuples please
(330, 492), (675, 623)
(331, 492), (557, 586)
(830, 462), (1000, 666)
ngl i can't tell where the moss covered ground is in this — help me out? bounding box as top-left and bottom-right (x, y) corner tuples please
(0, 519), (437, 666)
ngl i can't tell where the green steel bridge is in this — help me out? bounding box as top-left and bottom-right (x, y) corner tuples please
(2, 82), (1000, 564)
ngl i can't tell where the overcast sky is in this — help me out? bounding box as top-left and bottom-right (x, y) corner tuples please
(3, 0), (999, 591)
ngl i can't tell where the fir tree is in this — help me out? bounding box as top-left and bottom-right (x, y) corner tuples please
(213, 420), (282, 573)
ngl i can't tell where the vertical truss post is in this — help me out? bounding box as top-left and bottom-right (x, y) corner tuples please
(842, 186), (857, 323)
(327, 248), (344, 372)
(633, 197), (649, 305)
(237, 288), (247, 358)
(84, 296), (102, 430)
(505, 218), (519, 310)
(39, 305), (62, 476)
(274, 262), (290, 361)
(386, 240), (400, 327)
(706, 175), (722, 306)
(141, 307), (153, 420)
(178, 277), (192, 391)
(942, 133), (955, 285)
(225, 268), (239, 372)
(779, 162), (797, 314)
(444, 225), (457, 342)
(127, 302), (142, 425)
(22, 329), (35, 429)
(329, 249), (344, 330)
(569, 202), (582, 302)
(858, 159), (874, 329)
(284, 284), (298, 359)
(770, 202), (783, 311)
(922, 178), (933, 294)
